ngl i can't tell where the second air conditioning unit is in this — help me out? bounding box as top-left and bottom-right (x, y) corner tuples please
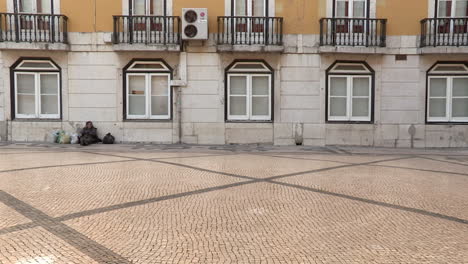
(182, 8), (208, 40)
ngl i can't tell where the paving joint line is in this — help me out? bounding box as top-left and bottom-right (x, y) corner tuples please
(0, 190), (132, 264)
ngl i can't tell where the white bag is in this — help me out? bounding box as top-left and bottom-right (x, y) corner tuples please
(70, 133), (79, 144)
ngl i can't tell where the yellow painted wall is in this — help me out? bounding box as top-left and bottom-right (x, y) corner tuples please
(276, 0), (319, 34)
(173, 0), (223, 33)
(0, 0), (6, 13)
(377, 0), (427, 35)
(62, 0), (95, 32)
(96, 0), (122, 32)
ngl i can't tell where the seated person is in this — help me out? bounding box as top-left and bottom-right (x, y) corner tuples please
(80, 121), (101, 146)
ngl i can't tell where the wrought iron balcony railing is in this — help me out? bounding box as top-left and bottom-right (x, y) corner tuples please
(320, 18), (387, 47)
(0, 13), (68, 43)
(217, 16), (283, 45)
(113, 15), (181, 45)
(421, 17), (468, 47)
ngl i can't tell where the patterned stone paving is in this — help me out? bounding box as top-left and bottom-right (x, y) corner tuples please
(0, 143), (467, 263)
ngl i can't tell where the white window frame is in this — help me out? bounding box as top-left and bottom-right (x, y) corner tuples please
(437, 0), (468, 18)
(131, 0), (165, 16)
(328, 75), (372, 122)
(335, 0), (367, 18)
(16, 0), (54, 14)
(126, 72), (171, 120)
(227, 73), (272, 121)
(16, 59), (58, 70)
(14, 71), (60, 119)
(427, 75), (468, 122)
(233, 0), (266, 16)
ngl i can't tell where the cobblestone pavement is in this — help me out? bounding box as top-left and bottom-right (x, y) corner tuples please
(0, 143), (467, 263)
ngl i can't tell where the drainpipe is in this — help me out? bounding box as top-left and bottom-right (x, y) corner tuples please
(171, 52), (187, 144)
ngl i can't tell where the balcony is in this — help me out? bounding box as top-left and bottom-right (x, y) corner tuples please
(0, 13), (68, 50)
(112, 15), (180, 51)
(421, 18), (468, 48)
(319, 18), (387, 50)
(217, 16), (284, 52)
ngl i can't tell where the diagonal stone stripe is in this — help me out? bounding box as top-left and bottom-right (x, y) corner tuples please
(0, 190), (132, 264)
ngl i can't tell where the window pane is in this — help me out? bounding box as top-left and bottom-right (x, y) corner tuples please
(41, 95), (58, 115)
(252, 97), (269, 116)
(151, 0), (164, 16)
(21, 62), (55, 69)
(455, 0), (468, 16)
(18, 95), (35, 115)
(453, 78), (468, 96)
(438, 1), (452, 17)
(129, 96), (146, 115)
(151, 75), (168, 96)
(330, 77), (347, 96)
(233, 63), (267, 70)
(253, 0), (265, 16)
(132, 63), (165, 70)
(151, 96), (169, 116)
(128, 75), (145, 95)
(19, 0), (34, 13)
(430, 78), (447, 97)
(235, 0), (246, 16)
(433, 65), (467, 72)
(230, 76), (247, 95)
(353, 1), (365, 17)
(336, 1), (348, 17)
(429, 98), (447, 117)
(133, 0), (146, 15)
(330, 97), (347, 117)
(452, 98), (468, 117)
(40, 74), (58, 95)
(230, 96), (247, 116)
(38, 0), (52, 13)
(252, 76), (269, 95)
(353, 77), (369, 96)
(334, 64), (367, 72)
(17, 74), (35, 94)
(352, 98), (369, 117)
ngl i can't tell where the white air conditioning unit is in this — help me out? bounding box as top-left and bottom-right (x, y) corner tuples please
(182, 8), (208, 40)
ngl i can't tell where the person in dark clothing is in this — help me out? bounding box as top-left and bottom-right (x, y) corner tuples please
(80, 121), (101, 146)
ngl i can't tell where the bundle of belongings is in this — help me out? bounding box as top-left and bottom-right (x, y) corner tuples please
(48, 121), (115, 146)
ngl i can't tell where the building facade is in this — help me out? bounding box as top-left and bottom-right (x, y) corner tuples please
(0, 0), (467, 147)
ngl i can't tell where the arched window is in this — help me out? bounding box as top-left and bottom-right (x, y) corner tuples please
(326, 61), (374, 123)
(427, 62), (468, 123)
(11, 58), (61, 119)
(123, 59), (172, 120)
(225, 60), (273, 121)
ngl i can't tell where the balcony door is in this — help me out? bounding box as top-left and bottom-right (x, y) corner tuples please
(129, 0), (166, 43)
(436, 0), (468, 35)
(233, 0), (267, 44)
(334, 0), (368, 45)
(15, 0), (53, 40)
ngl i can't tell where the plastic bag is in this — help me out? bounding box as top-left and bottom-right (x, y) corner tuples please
(70, 133), (79, 144)
(56, 130), (71, 144)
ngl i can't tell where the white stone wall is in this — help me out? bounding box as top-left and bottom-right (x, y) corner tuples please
(0, 32), (468, 147)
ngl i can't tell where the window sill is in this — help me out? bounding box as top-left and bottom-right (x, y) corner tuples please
(326, 120), (374, 124)
(12, 118), (62, 122)
(123, 119), (173, 123)
(226, 120), (273, 123)
(426, 121), (468, 125)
